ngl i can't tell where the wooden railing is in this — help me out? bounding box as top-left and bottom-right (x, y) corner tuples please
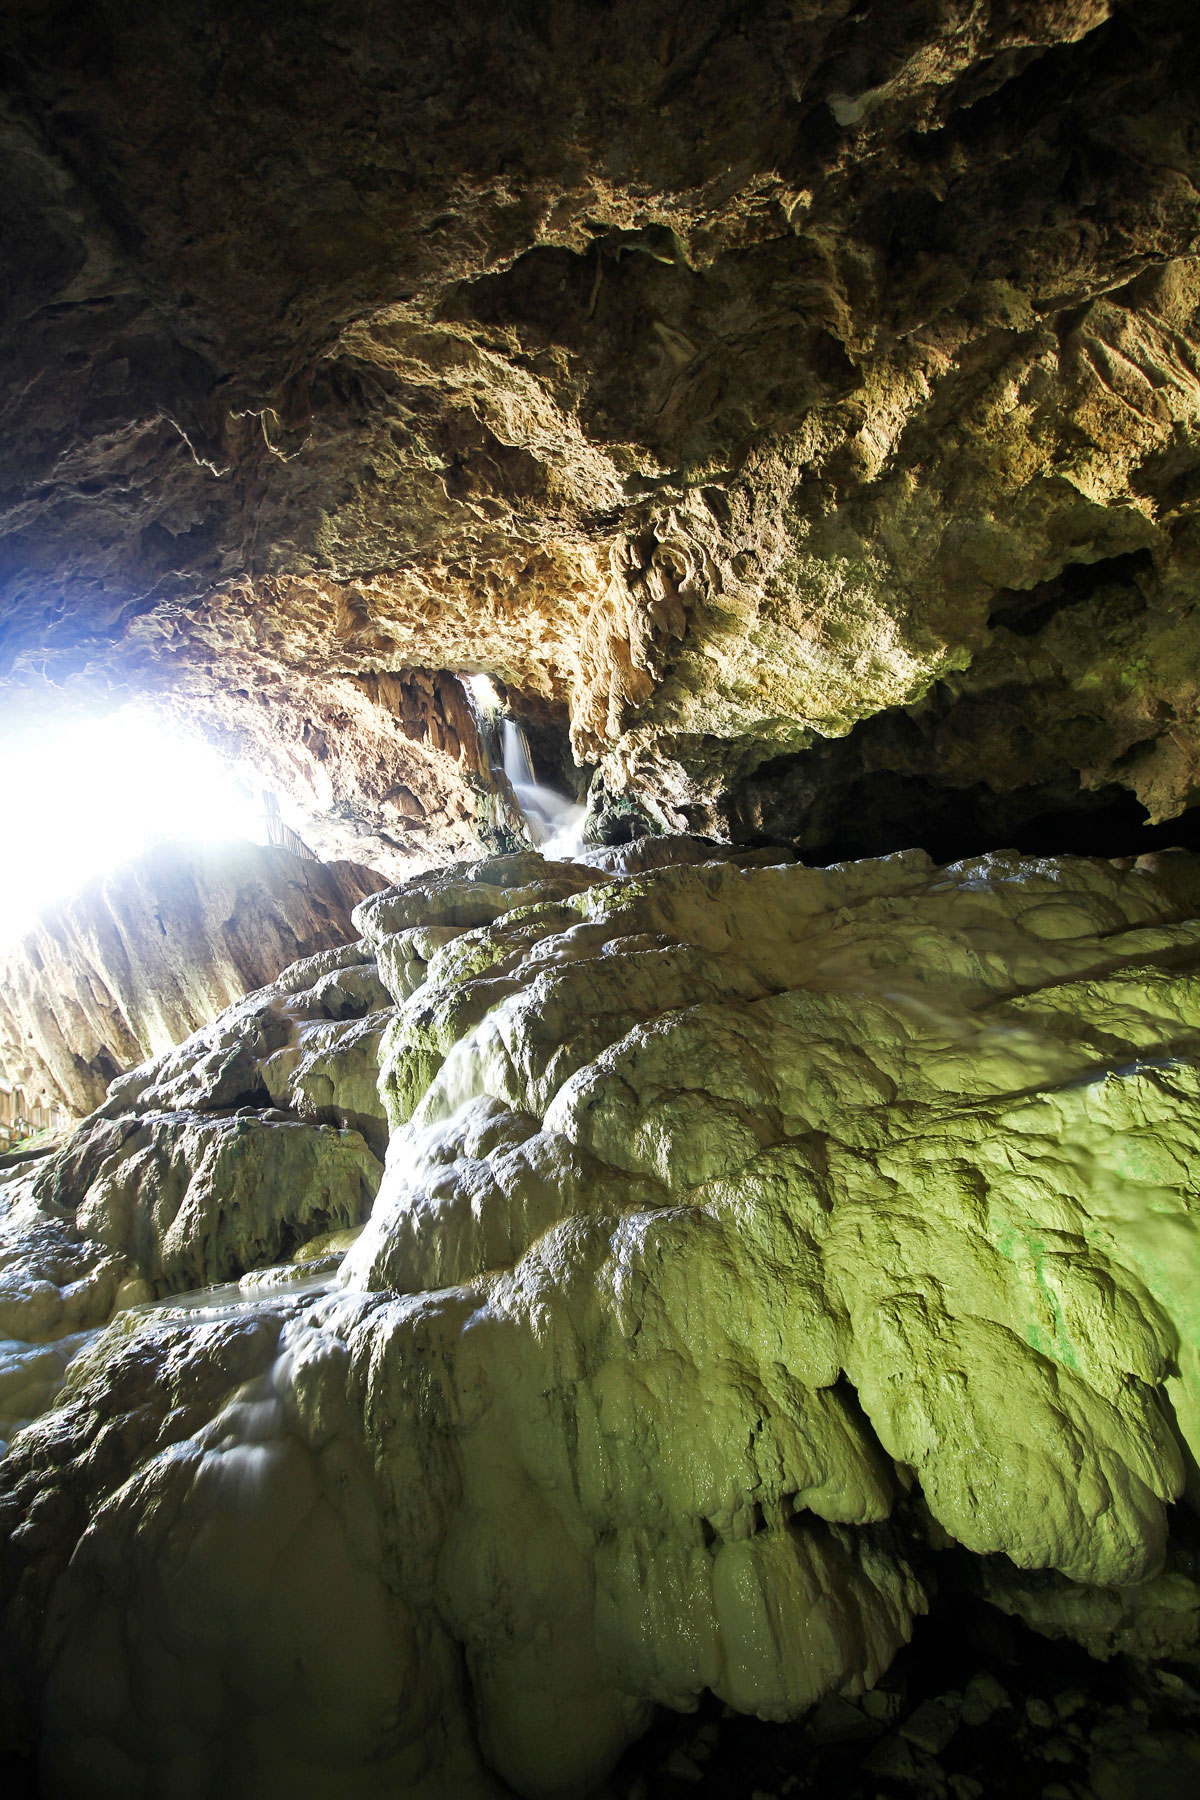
(0, 1085), (66, 1147)
(262, 813), (319, 861)
(260, 791), (318, 861)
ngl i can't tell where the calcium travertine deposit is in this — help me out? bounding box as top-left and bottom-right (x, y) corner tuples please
(4, 839), (1200, 1797)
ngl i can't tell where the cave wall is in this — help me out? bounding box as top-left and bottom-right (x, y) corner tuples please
(6, 840), (1200, 1795)
(2, 2), (1200, 853)
(5, 8), (1200, 1792)
(0, 841), (385, 1115)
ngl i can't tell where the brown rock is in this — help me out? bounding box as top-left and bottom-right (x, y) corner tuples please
(1, 4), (1200, 858)
(900, 1699), (960, 1756)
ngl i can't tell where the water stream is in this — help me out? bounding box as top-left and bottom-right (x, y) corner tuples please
(501, 718), (585, 858)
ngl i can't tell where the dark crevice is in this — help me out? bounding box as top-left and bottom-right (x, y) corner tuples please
(604, 1540), (1200, 1800)
(707, 581), (1197, 863)
(708, 703), (1200, 865)
(740, 775), (1200, 870)
(195, 1072), (272, 1115)
(987, 548), (1154, 636)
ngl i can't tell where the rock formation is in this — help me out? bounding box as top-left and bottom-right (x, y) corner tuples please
(4, 3), (1200, 856)
(6, 3), (1200, 1794)
(0, 842), (385, 1116)
(5, 839), (1200, 1796)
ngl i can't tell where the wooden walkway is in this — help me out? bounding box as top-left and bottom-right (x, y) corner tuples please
(0, 1081), (65, 1148)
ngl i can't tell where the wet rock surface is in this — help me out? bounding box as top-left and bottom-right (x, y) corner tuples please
(5, 840), (1200, 1794)
(7, 1572), (1200, 1797)
(602, 1586), (1200, 1799)
(0, 922), (392, 1461)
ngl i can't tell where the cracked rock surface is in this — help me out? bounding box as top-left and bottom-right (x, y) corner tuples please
(5, 840), (1200, 1795)
(4, 3), (1200, 853)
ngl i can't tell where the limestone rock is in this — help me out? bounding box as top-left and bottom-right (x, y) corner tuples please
(3, 7), (1200, 854)
(0, 922), (391, 1466)
(981, 1555), (1200, 1666)
(4, 843), (1200, 1795)
(0, 841), (386, 1116)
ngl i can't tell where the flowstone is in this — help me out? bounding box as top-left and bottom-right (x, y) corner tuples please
(5, 838), (1200, 1797)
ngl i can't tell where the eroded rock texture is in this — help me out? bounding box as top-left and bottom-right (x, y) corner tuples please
(5, 841), (1200, 1797)
(0, 841), (385, 1115)
(3, 2), (1200, 853)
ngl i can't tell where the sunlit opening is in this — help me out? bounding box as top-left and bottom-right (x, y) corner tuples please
(0, 704), (293, 948)
(464, 672), (503, 714)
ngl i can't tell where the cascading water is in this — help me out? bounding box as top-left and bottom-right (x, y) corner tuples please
(461, 675), (586, 858)
(500, 718), (585, 858)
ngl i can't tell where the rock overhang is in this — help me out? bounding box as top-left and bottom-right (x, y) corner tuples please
(2, 1), (1200, 860)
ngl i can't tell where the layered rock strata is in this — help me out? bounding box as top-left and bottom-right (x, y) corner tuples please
(3, 839), (1200, 1796)
(0, 842), (386, 1116)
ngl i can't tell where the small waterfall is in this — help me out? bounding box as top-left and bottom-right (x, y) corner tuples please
(501, 718), (538, 793)
(460, 676), (586, 858)
(501, 719), (585, 858)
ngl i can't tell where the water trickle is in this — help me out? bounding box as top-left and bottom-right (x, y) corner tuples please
(501, 718), (585, 857)
(146, 1266), (339, 1318)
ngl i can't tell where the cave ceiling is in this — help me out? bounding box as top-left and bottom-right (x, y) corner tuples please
(3, 0), (1200, 862)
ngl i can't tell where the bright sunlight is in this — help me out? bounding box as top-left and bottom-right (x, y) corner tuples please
(0, 705), (275, 948)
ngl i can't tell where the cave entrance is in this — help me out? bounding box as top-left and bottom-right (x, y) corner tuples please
(0, 704), (306, 948)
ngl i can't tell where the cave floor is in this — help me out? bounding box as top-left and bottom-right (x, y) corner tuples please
(602, 1588), (1200, 1800)
(5, 1588), (1196, 1799)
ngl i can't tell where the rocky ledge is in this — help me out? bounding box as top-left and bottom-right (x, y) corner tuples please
(0, 842), (386, 1117)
